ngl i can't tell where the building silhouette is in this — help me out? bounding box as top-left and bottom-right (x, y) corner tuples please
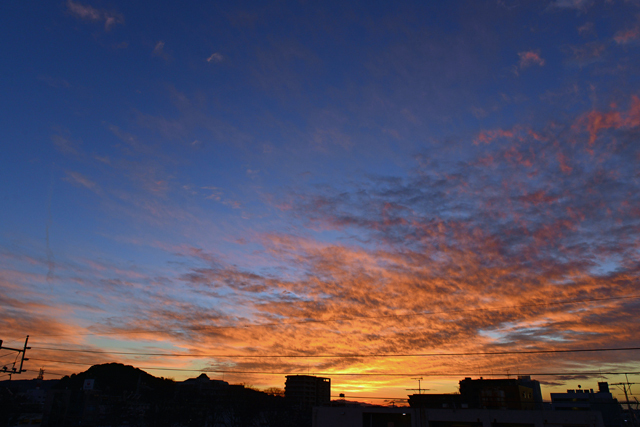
(2, 365), (628, 427)
(551, 382), (625, 427)
(409, 376), (543, 410)
(285, 375), (331, 409)
(458, 376), (542, 410)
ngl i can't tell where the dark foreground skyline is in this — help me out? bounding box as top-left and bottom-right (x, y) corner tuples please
(2, 0), (640, 401)
(1, 362), (636, 427)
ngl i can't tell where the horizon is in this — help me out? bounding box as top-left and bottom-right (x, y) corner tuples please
(3, 343), (638, 404)
(1, 0), (640, 406)
(3, 361), (632, 406)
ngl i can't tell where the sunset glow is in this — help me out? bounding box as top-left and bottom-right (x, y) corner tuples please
(1, 0), (640, 404)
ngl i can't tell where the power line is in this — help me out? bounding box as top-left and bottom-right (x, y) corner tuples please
(26, 358), (640, 377)
(31, 294), (640, 337)
(331, 395), (408, 400)
(29, 346), (640, 358)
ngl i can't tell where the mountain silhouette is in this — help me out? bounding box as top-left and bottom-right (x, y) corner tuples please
(55, 362), (174, 394)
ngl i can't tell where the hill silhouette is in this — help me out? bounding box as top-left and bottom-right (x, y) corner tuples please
(55, 362), (174, 395)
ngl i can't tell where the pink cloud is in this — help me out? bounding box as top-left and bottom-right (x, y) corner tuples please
(518, 50), (545, 69)
(556, 151), (573, 174)
(66, 0), (124, 30)
(574, 95), (640, 145)
(614, 27), (640, 44)
(578, 22), (595, 37)
(473, 128), (515, 145)
(473, 125), (539, 145)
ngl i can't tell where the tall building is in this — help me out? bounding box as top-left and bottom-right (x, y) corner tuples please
(285, 375), (331, 408)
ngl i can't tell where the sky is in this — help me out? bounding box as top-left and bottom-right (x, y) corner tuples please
(1, 0), (640, 403)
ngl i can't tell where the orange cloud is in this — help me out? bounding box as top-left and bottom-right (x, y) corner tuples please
(7, 96), (640, 398)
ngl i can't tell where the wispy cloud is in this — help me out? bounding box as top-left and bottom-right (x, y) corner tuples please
(518, 50), (545, 69)
(66, 0), (124, 30)
(107, 124), (158, 157)
(578, 22), (595, 37)
(614, 26), (640, 45)
(548, 0), (594, 12)
(133, 85), (247, 143)
(152, 41), (171, 61)
(563, 42), (606, 67)
(52, 134), (81, 156)
(63, 170), (100, 194)
(207, 52), (224, 63)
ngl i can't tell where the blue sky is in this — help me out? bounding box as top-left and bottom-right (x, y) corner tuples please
(1, 0), (640, 401)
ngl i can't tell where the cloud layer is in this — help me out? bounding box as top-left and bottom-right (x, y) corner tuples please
(3, 0), (640, 401)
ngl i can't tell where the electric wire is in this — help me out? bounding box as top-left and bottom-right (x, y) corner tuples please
(331, 395), (408, 400)
(8, 296), (640, 387)
(28, 346), (640, 358)
(26, 358), (640, 377)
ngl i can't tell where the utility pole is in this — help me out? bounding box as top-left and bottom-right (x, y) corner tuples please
(406, 377), (428, 394)
(405, 378), (427, 427)
(0, 336), (31, 378)
(414, 378), (423, 395)
(612, 374), (638, 427)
